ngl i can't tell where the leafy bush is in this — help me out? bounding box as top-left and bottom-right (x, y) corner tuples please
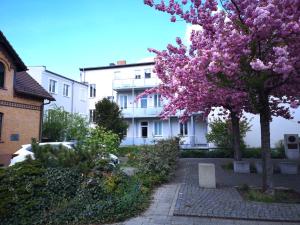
(32, 127), (120, 173)
(42, 107), (89, 142)
(181, 147), (285, 159)
(206, 118), (251, 153)
(94, 98), (128, 141)
(117, 146), (141, 157)
(0, 136), (179, 225)
(135, 138), (180, 186)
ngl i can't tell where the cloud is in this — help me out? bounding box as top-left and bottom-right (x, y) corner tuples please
(185, 24), (202, 45)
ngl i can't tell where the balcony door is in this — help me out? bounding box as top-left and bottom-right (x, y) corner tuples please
(141, 121), (148, 138)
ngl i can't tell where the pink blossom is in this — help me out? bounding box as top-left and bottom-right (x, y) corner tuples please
(250, 59), (271, 71)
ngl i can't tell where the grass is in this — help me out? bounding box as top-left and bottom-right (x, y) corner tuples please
(238, 187), (300, 203)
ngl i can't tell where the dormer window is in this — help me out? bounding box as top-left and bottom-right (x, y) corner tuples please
(0, 62), (5, 88)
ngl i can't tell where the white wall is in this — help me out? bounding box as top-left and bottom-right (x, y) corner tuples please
(28, 66), (88, 118)
(208, 107), (300, 148)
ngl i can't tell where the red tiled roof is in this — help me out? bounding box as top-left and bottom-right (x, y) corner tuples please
(15, 71), (55, 101)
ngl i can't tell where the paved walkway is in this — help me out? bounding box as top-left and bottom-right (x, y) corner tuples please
(174, 184), (300, 222)
(110, 158), (300, 225)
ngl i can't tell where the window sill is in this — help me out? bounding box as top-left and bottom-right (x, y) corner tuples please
(0, 141), (4, 144)
(0, 87), (7, 91)
(63, 95), (71, 98)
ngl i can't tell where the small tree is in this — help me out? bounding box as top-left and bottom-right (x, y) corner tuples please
(94, 98), (128, 141)
(42, 107), (89, 142)
(206, 118), (251, 153)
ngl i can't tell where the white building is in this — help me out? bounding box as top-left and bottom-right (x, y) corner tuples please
(80, 61), (208, 147)
(28, 66), (88, 117)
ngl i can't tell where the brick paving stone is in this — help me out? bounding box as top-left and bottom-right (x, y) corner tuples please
(108, 158), (299, 225)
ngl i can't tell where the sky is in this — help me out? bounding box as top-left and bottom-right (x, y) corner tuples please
(0, 0), (188, 80)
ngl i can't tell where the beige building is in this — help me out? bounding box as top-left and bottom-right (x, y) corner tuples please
(0, 31), (54, 166)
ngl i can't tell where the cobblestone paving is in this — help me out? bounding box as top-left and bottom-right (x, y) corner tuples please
(174, 184), (300, 222)
(108, 158), (300, 224)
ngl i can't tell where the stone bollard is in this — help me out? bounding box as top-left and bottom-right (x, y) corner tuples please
(198, 163), (216, 188)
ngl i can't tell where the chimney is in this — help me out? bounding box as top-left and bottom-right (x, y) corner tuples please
(109, 63), (115, 66)
(117, 60), (126, 65)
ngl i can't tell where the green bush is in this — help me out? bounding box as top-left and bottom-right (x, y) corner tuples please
(42, 107), (89, 142)
(0, 137), (179, 225)
(135, 138), (180, 186)
(206, 118), (251, 155)
(181, 147), (285, 159)
(117, 146), (141, 157)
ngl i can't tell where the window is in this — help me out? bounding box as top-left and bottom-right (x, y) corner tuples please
(135, 70), (141, 79)
(89, 84), (96, 98)
(141, 121), (148, 138)
(49, 79), (57, 93)
(154, 94), (162, 107)
(119, 95), (128, 109)
(0, 62), (5, 88)
(0, 113), (3, 140)
(154, 121), (162, 136)
(180, 122), (188, 136)
(63, 84), (70, 97)
(144, 68), (151, 78)
(141, 95), (147, 108)
(89, 109), (95, 123)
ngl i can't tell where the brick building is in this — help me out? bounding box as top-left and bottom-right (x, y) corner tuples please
(0, 31), (54, 166)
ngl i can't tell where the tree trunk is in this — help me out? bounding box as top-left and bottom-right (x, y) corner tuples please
(231, 112), (241, 161)
(259, 94), (273, 192)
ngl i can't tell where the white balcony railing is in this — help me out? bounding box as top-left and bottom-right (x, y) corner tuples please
(121, 106), (163, 118)
(113, 77), (160, 90)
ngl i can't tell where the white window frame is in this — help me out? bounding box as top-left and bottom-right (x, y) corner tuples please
(63, 83), (70, 97)
(135, 70), (141, 79)
(144, 68), (151, 79)
(49, 79), (58, 94)
(89, 84), (96, 98)
(119, 95), (128, 109)
(153, 121), (163, 136)
(89, 109), (95, 123)
(153, 94), (162, 108)
(179, 122), (188, 136)
(140, 95), (147, 108)
(140, 121), (148, 138)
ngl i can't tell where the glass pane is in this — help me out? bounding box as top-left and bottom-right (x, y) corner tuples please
(142, 127), (148, 137)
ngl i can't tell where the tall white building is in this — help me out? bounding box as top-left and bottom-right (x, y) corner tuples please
(80, 61), (208, 147)
(28, 66), (88, 117)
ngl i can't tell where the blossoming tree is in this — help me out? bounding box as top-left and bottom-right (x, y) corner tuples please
(144, 0), (300, 191)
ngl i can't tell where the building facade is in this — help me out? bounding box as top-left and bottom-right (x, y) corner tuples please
(0, 31), (54, 166)
(28, 66), (88, 117)
(80, 61), (208, 147)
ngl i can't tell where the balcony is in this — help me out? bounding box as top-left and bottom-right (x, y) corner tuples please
(121, 106), (163, 118)
(113, 77), (160, 90)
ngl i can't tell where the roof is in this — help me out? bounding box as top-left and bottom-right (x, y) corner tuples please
(0, 31), (27, 72)
(79, 62), (155, 71)
(45, 69), (88, 86)
(15, 71), (55, 101)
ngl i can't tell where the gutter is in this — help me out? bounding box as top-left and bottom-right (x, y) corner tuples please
(39, 99), (51, 142)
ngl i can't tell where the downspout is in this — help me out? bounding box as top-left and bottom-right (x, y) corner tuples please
(39, 99), (51, 142)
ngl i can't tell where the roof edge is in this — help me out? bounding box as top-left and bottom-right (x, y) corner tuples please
(79, 62), (155, 71)
(45, 70), (88, 86)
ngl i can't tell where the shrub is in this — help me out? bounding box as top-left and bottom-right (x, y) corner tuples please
(0, 137), (179, 225)
(117, 146), (140, 157)
(206, 118), (251, 154)
(136, 138), (180, 186)
(42, 107), (89, 142)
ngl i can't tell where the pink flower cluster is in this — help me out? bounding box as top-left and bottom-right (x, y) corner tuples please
(143, 0), (300, 120)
